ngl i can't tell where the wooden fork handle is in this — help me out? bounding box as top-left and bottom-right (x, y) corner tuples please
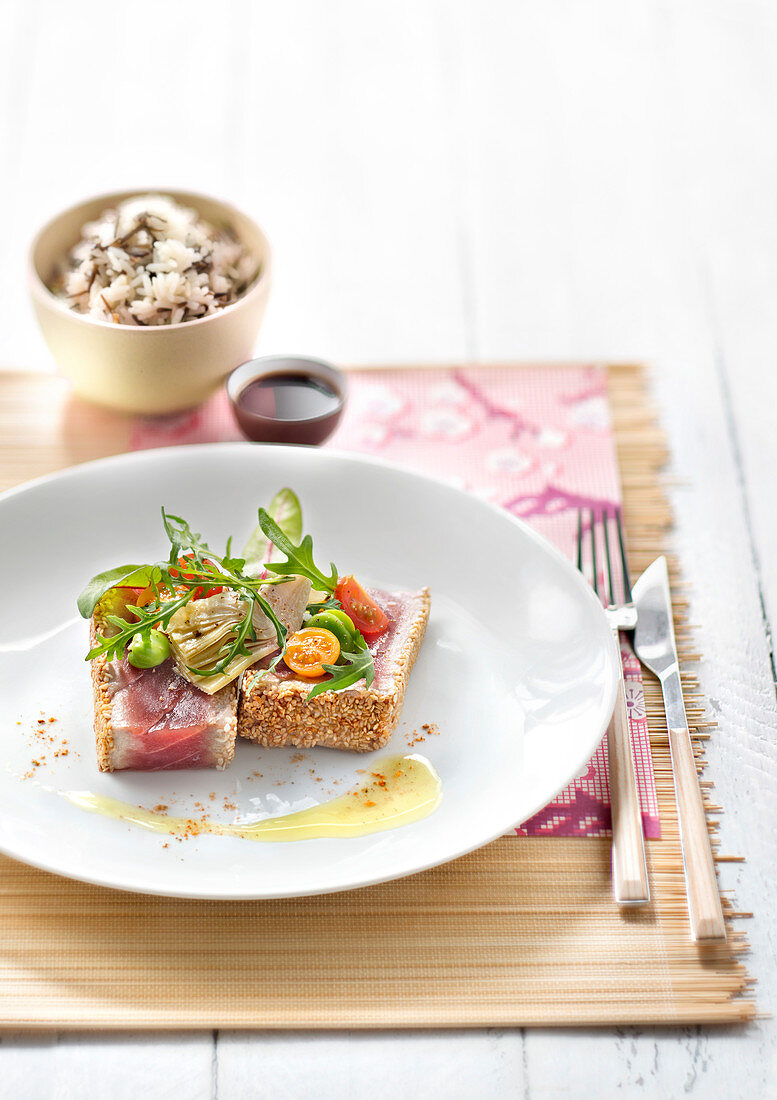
(608, 657), (650, 905)
(668, 726), (727, 941)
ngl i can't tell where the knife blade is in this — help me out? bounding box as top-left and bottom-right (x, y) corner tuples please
(632, 556), (726, 941)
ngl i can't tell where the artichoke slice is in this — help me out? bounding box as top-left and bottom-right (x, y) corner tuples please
(166, 591), (273, 694)
(167, 578), (311, 694)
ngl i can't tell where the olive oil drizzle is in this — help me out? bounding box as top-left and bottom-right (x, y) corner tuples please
(65, 754), (441, 843)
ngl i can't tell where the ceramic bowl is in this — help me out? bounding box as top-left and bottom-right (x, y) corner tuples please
(227, 355), (347, 444)
(28, 189), (272, 415)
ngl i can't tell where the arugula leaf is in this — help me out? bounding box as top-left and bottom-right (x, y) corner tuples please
(161, 508), (211, 564)
(305, 635), (375, 699)
(86, 591), (193, 662)
(242, 488), (303, 573)
(82, 498), (312, 685)
(305, 596), (343, 616)
(258, 509), (338, 593)
(158, 554), (289, 676)
(77, 564), (159, 619)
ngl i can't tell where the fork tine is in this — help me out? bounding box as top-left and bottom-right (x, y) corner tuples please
(615, 507), (632, 602)
(576, 510), (583, 573)
(589, 509), (598, 597)
(602, 507), (616, 606)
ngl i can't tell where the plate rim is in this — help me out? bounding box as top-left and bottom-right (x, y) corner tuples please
(0, 441), (620, 898)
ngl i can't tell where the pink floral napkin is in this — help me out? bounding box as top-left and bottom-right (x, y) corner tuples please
(131, 364), (660, 838)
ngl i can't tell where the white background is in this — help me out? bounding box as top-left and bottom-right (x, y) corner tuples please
(1, 1), (776, 1096)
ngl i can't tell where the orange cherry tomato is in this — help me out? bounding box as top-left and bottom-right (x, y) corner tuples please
(168, 554), (224, 600)
(284, 628), (341, 678)
(115, 584), (155, 608)
(334, 576), (389, 637)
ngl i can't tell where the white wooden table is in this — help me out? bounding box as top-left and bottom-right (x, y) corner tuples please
(1, 2), (775, 1096)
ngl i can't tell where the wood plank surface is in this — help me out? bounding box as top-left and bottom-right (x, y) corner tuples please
(0, 0), (775, 1096)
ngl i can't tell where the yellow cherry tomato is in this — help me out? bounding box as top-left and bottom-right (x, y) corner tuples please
(284, 628), (340, 678)
(97, 584), (155, 621)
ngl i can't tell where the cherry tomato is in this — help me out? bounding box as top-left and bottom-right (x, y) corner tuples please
(168, 554), (224, 599)
(284, 628), (341, 678)
(334, 576), (389, 637)
(117, 585), (155, 608)
(97, 584), (154, 621)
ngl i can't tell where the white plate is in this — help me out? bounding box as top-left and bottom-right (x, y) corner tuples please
(0, 443), (618, 899)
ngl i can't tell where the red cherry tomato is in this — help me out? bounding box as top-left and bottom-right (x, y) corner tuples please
(168, 554), (224, 600)
(334, 576), (390, 637)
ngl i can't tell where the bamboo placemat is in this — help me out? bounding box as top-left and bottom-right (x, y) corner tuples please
(0, 364), (756, 1028)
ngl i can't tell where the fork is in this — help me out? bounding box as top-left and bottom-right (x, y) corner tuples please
(577, 507), (650, 905)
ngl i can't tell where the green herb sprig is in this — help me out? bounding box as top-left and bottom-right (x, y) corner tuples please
(79, 492), (379, 697)
(242, 488), (303, 571)
(161, 510), (211, 564)
(305, 635), (376, 699)
(87, 592), (191, 663)
(305, 596), (343, 616)
(257, 509), (338, 593)
(83, 512), (291, 676)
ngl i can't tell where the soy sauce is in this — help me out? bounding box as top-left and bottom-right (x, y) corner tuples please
(231, 367), (346, 445)
(238, 373), (341, 422)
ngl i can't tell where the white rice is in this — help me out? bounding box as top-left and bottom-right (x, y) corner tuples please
(57, 194), (259, 326)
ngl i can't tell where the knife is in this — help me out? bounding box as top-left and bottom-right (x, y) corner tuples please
(632, 556), (726, 941)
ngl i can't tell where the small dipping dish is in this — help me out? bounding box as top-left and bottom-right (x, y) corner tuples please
(227, 355), (347, 445)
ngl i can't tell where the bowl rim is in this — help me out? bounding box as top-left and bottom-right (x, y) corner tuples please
(27, 186), (272, 334)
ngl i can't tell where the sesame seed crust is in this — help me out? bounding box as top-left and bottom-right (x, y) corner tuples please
(90, 620), (115, 772)
(237, 588), (430, 752)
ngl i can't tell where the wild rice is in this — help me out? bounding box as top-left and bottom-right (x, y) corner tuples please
(57, 193), (259, 326)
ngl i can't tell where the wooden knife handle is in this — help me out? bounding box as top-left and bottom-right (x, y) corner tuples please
(608, 667), (650, 905)
(668, 726), (727, 941)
